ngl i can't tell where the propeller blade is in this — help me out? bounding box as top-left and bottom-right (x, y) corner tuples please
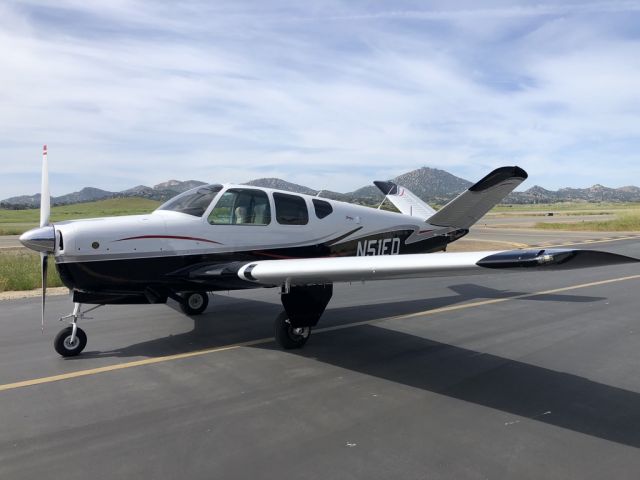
(40, 144), (50, 228)
(41, 252), (48, 334)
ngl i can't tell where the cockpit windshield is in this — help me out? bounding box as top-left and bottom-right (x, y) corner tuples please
(156, 184), (222, 217)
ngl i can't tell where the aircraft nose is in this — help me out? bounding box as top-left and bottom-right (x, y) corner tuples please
(19, 225), (56, 253)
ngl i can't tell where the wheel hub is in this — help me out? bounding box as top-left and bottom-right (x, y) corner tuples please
(188, 294), (204, 309)
(63, 336), (80, 350)
(291, 326), (310, 338)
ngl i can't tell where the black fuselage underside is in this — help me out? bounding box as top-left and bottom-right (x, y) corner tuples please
(57, 232), (461, 304)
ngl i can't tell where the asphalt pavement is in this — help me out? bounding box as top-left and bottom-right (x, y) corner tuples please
(0, 235), (20, 249)
(0, 238), (639, 479)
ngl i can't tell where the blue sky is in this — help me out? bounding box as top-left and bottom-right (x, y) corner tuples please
(1, 0), (640, 199)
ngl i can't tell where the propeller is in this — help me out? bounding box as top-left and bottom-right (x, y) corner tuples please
(40, 145), (50, 333)
(40, 251), (48, 333)
(18, 146), (55, 333)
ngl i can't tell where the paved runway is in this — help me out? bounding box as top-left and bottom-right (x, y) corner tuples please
(1, 239), (640, 479)
(466, 227), (640, 248)
(0, 235), (20, 249)
(479, 213), (616, 228)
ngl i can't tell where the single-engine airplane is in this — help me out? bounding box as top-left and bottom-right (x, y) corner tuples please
(19, 146), (638, 356)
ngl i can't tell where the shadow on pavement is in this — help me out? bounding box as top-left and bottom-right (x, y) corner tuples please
(265, 323), (640, 449)
(76, 283), (605, 360)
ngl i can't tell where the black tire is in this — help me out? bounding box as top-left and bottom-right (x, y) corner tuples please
(180, 292), (209, 315)
(54, 326), (87, 357)
(274, 311), (311, 349)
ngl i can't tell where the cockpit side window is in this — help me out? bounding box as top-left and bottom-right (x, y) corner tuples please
(156, 185), (222, 217)
(208, 188), (271, 225)
(274, 193), (309, 225)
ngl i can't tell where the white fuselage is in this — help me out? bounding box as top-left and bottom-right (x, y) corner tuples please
(54, 185), (456, 264)
(49, 184), (465, 296)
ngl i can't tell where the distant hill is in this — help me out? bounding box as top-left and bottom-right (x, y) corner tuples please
(507, 183), (640, 204)
(153, 180), (206, 193)
(3, 167), (640, 209)
(244, 178), (318, 196)
(350, 167), (473, 205)
(244, 178), (349, 201)
(1, 179), (206, 208)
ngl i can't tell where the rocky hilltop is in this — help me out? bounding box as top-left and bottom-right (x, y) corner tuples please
(350, 167), (473, 205)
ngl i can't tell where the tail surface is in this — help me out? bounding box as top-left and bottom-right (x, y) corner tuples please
(426, 166), (527, 229)
(373, 181), (436, 220)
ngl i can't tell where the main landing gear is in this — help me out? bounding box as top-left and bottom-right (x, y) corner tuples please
(274, 311), (311, 349)
(179, 291), (209, 316)
(274, 283), (333, 350)
(54, 303), (103, 357)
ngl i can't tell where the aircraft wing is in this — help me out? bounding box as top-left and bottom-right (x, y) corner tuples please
(236, 249), (638, 287)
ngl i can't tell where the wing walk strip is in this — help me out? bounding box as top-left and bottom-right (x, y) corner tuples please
(2, 273), (640, 393)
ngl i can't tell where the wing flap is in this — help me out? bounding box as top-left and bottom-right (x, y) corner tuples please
(237, 249), (638, 287)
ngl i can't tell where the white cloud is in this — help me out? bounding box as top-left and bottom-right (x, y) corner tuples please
(1, 0), (640, 199)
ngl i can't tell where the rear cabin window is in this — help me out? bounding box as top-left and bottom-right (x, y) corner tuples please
(312, 199), (333, 219)
(208, 189), (271, 225)
(274, 193), (308, 225)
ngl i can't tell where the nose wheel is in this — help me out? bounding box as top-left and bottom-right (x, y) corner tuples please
(54, 326), (87, 357)
(53, 303), (102, 357)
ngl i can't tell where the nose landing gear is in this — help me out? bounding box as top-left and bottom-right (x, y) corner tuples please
(54, 325), (87, 357)
(54, 303), (103, 357)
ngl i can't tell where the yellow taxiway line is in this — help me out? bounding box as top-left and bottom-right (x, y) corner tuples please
(1, 273), (639, 393)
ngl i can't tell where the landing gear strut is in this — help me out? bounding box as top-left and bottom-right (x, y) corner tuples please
(274, 283), (333, 349)
(54, 303), (102, 357)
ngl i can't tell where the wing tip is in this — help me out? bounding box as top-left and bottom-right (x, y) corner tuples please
(477, 248), (639, 269)
(373, 180), (398, 195)
(469, 166), (528, 192)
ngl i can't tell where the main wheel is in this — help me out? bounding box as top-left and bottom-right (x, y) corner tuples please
(274, 311), (311, 349)
(54, 326), (87, 357)
(180, 292), (209, 315)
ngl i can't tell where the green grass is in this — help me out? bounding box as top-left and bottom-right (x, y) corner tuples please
(0, 226), (30, 235)
(493, 202), (640, 213)
(0, 249), (63, 292)
(535, 210), (640, 231)
(0, 197), (161, 235)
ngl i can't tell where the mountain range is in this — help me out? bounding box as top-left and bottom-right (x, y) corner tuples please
(2, 167), (640, 209)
